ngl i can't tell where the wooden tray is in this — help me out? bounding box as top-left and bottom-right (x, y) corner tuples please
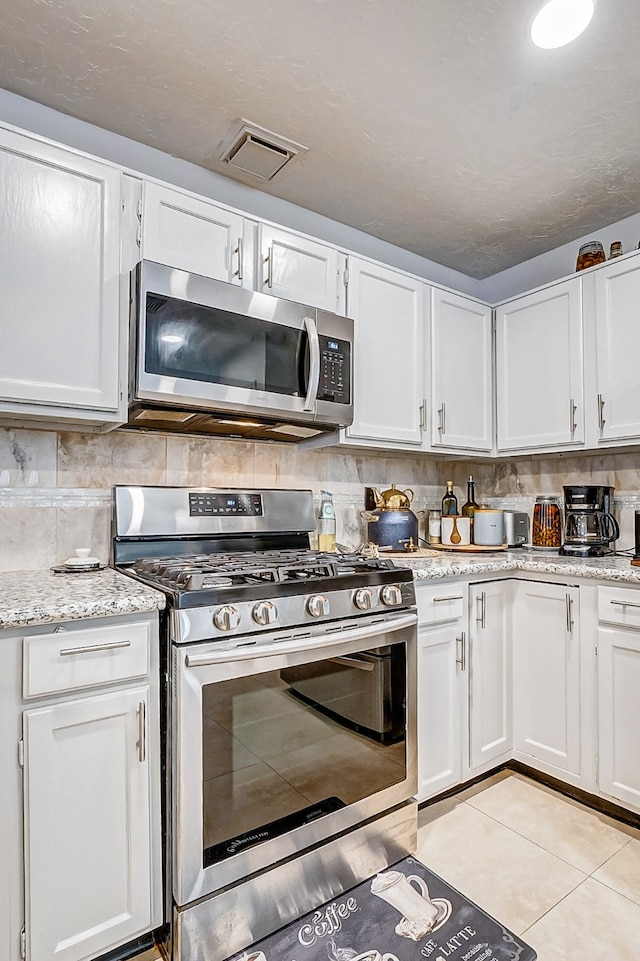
(427, 542), (509, 553)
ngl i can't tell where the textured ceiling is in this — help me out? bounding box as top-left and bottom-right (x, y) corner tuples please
(0, 0), (639, 278)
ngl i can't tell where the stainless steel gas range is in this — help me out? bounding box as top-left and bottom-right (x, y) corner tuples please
(112, 486), (418, 961)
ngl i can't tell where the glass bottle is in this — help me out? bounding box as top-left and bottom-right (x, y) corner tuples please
(317, 490), (336, 552)
(461, 475), (478, 535)
(428, 509), (442, 544)
(442, 480), (458, 516)
(531, 495), (562, 549)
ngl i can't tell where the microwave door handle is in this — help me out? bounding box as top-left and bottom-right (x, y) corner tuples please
(303, 315), (320, 411)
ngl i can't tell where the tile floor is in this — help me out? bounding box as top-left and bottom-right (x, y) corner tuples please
(416, 771), (640, 961)
(135, 771), (640, 961)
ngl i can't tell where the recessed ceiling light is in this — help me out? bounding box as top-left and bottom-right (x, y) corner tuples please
(531, 0), (595, 49)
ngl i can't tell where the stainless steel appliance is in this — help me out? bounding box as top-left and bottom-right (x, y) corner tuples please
(112, 486), (418, 961)
(559, 484), (619, 557)
(127, 261), (354, 441)
(503, 510), (529, 547)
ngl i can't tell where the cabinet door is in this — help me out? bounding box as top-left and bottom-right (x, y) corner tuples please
(513, 582), (581, 775)
(496, 278), (584, 451)
(142, 181), (248, 285)
(468, 581), (513, 769)
(347, 259), (427, 447)
(23, 688), (152, 961)
(258, 224), (345, 312)
(416, 624), (465, 800)
(431, 289), (493, 452)
(594, 256), (640, 442)
(0, 129), (121, 415)
(598, 626), (640, 809)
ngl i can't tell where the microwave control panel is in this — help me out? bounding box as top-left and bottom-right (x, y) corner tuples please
(317, 336), (351, 404)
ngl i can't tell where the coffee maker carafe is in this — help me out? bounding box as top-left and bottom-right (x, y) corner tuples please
(560, 485), (619, 557)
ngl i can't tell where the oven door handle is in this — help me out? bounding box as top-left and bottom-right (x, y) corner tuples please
(183, 612), (417, 668)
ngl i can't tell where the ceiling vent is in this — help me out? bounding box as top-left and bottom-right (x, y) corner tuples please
(219, 120), (308, 181)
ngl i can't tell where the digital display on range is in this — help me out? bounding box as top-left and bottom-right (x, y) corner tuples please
(188, 492), (263, 516)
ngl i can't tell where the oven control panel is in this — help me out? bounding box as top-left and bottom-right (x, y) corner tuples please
(188, 492), (263, 516)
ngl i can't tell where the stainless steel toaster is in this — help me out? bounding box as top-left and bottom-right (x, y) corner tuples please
(503, 510), (529, 547)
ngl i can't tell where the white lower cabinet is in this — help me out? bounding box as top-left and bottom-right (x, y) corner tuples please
(23, 688), (153, 961)
(3, 612), (162, 961)
(416, 583), (466, 800)
(596, 585), (640, 810)
(417, 624), (465, 799)
(468, 581), (513, 769)
(512, 581), (581, 777)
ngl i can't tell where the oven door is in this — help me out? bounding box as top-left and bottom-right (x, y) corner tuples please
(134, 261), (353, 427)
(172, 610), (417, 907)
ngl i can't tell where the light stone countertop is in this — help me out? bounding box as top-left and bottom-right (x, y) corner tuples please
(392, 548), (640, 584)
(0, 568), (166, 630)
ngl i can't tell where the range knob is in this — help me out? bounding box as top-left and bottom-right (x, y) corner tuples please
(252, 601), (277, 626)
(380, 584), (403, 607)
(213, 605), (240, 631)
(307, 594), (330, 618)
(354, 588), (374, 611)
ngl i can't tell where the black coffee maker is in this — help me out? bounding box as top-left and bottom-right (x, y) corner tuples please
(560, 485), (619, 557)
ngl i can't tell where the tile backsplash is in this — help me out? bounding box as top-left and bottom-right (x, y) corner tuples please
(1, 426), (640, 570)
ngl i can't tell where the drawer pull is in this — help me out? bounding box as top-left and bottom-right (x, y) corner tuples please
(58, 639), (132, 657)
(609, 599), (640, 610)
(432, 595), (463, 603)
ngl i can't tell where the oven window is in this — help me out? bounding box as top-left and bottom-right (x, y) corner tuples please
(144, 293), (306, 396)
(201, 643), (406, 866)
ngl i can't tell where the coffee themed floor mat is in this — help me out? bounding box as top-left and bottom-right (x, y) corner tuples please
(229, 857), (536, 961)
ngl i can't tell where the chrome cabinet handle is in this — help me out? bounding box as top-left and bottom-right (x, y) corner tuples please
(476, 591), (486, 629)
(433, 595), (464, 603)
(610, 599), (640, 609)
(419, 399), (427, 431)
(303, 316), (320, 412)
(455, 632), (466, 671)
(59, 639), (132, 657)
(598, 393), (606, 430)
(264, 245), (273, 288)
(233, 237), (243, 281)
(438, 403), (446, 434)
(136, 700), (146, 763)
(570, 398), (577, 433)
(565, 593), (574, 633)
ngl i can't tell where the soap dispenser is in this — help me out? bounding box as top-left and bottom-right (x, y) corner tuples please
(317, 490), (336, 553)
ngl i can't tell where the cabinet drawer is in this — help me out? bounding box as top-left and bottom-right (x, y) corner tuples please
(23, 621), (151, 697)
(416, 583), (465, 625)
(598, 585), (640, 629)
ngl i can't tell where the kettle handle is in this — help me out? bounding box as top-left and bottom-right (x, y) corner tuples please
(360, 511), (379, 523)
(402, 487), (415, 502)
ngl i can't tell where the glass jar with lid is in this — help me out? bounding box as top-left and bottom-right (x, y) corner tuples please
(531, 495), (562, 549)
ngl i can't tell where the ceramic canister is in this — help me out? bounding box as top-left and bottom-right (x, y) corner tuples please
(473, 508), (504, 546)
(441, 515), (471, 547)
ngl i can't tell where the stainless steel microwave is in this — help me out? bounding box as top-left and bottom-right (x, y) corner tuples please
(127, 261), (353, 441)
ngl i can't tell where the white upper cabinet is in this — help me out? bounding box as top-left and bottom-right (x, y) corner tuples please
(0, 128), (122, 423)
(594, 254), (640, 442)
(257, 223), (346, 313)
(346, 259), (428, 447)
(430, 289), (493, 452)
(141, 181), (251, 286)
(495, 278), (584, 452)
